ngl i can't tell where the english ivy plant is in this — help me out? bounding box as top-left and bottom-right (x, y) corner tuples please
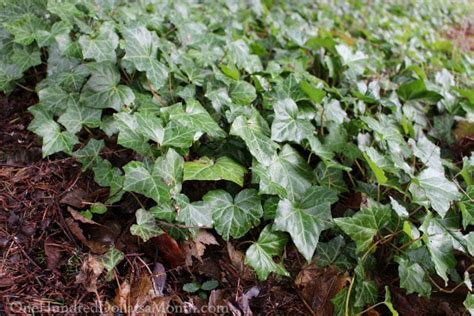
(2, 0), (474, 313)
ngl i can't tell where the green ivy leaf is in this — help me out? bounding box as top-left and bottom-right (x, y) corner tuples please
(130, 208), (164, 242)
(335, 200), (393, 254)
(397, 79), (442, 104)
(230, 110), (279, 166)
(115, 112), (151, 155)
(204, 189), (262, 240)
(73, 139), (105, 171)
(395, 256), (431, 297)
(121, 26), (168, 90)
(271, 98), (315, 144)
(409, 168), (461, 218)
(176, 194), (213, 228)
(81, 62), (135, 111)
(184, 156), (246, 186)
(78, 23), (118, 63)
(58, 98), (102, 134)
(229, 80), (257, 105)
(169, 100), (225, 139)
(245, 225), (289, 280)
(354, 263), (378, 308)
(314, 235), (353, 269)
(123, 160), (171, 203)
(274, 186), (338, 261)
(464, 293), (474, 315)
(156, 149), (184, 194)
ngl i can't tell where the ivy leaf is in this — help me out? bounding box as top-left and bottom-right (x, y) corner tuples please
(136, 112), (164, 144)
(314, 235), (353, 269)
(78, 23), (118, 63)
(395, 256), (431, 297)
(58, 98), (102, 134)
(155, 149), (184, 194)
(460, 185), (474, 229)
(230, 80), (257, 105)
(184, 156), (246, 186)
(11, 45), (42, 72)
(176, 194), (213, 228)
(4, 13), (48, 45)
(409, 168), (461, 218)
(354, 263), (378, 307)
(38, 86), (78, 112)
(115, 112), (151, 155)
(81, 62), (135, 111)
(162, 122), (196, 148)
(28, 105), (79, 157)
(0, 62), (22, 93)
(267, 144), (313, 201)
(334, 200), (393, 253)
(123, 160), (171, 203)
(420, 214), (457, 285)
(271, 98), (315, 144)
(409, 135), (443, 173)
(464, 293), (474, 315)
(169, 100), (225, 139)
(100, 247), (124, 274)
(130, 208), (164, 242)
(121, 26), (168, 89)
(397, 79), (442, 104)
(204, 189), (263, 240)
(73, 139), (105, 171)
(230, 110), (279, 166)
(274, 186), (338, 261)
(245, 225), (289, 280)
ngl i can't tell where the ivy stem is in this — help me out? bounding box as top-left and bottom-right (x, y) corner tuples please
(344, 275), (356, 316)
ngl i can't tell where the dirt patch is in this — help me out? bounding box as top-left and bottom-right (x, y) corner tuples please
(446, 22), (474, 51)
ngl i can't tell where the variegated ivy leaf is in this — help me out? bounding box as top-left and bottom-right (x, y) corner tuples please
(271, 98), (315, 144)
(121, 26), (168, 90)
(81, 62), (135, 111)
(409, 167), (461, 218)
(204, 189), (263, 240)
(184, 156), (246, 186)
(245, 225), (289, 280)
(227, 39), (263, 74)
(130, 208), (164, 242)
(230, 110), (279, 166)
(334, 200), (393, 254)
(353, 263), (378, 308)
(314, 235), (353, 269)
(78, 23), (119, 63)
(162, 121), (196, 148)
(0, 61), (23, 93)
(4, 13), (48, 45)
(123, 160), (171, 204)
(274, 186), (338, 261)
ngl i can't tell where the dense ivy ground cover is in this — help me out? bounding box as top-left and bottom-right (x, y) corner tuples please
(1, 0), (474, 314)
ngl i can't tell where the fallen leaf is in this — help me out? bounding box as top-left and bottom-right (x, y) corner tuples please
(44, 236), (65, 271)
(182, 230), (219, 266)
(76, 254), (104, 293)
(152, 262), (166, 296)
(227, 242), (255, 281)
(295, 264), (350, 316)
(65, 217), (111, 254)
(237, 286), (260, 316)
(67, 207), (99, 225)
(60, 188), (87, 208)
(146, 232), (185, 268)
